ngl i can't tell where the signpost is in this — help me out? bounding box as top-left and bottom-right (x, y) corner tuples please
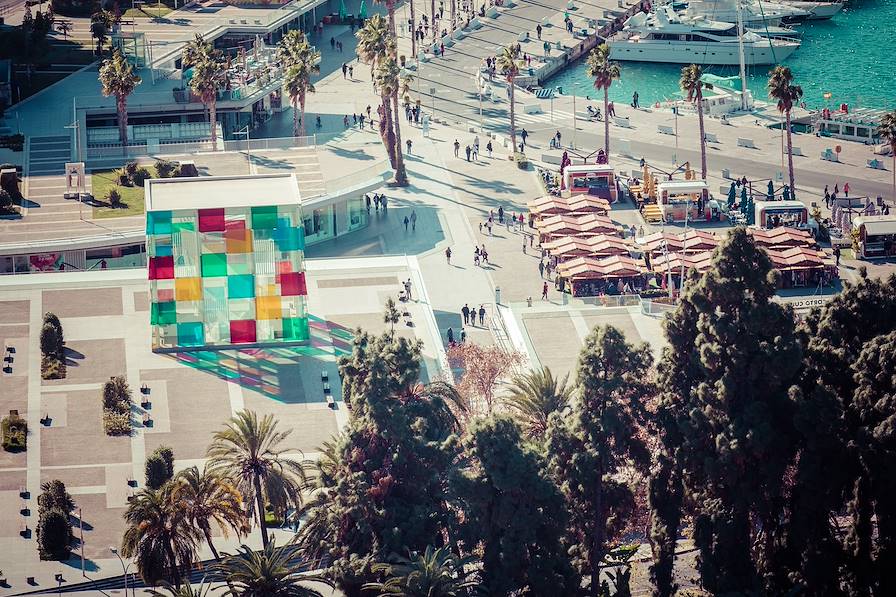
(64, 162), (85, 220)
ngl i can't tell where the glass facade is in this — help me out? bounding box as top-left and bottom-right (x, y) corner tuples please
(146, 204), (309, 351)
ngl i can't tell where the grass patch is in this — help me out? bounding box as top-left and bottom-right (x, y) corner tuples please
(123, 5), (173, 18)
(91, 167), (156, 219)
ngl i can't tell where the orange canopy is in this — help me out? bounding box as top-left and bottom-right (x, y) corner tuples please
(529, 194), (611, 218)
(536, 213), (621, 240)
(542, 234), (633, 261)
(557, 254), (648, 281)
(638, 229), (720, 255)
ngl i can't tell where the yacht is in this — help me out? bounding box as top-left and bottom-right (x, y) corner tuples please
(683, 0), (809, 26)
(781, 0), (843, 19)
(608, 7), (801, 66)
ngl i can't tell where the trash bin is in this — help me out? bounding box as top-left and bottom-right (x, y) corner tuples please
(495, 287), (501, 305)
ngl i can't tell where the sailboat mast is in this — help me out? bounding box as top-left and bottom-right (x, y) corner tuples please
(736, 0), (749, 110)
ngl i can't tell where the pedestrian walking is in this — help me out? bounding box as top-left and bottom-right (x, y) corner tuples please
(381, 195), (387, 210)
(359, 114), (365, 128)
(522, 235), (527, 253)
(349, 65), (354, 78)
(465, 145), (471, 161)
(446, 246), (452, 263)
(486, 140), (493, 157)
(374, 194), (380, 211)
(472, 144), (478, 161)
(366, 105), (372, 120)
(460, 329), (466, 343)
(844, 182), (850, 197)
(405, 278), (413, 300)
(406, 139), (413, 154)
(539, 260), (545, 277)
(478, 305), (485, 326)
(632, 90), (639, 108)
(410, 210), (417, 231)
(343, 114), (350, 128)
(441, 43), (445, 56)
(342, 63), (347, 78)
(403, 215), (410, 231)
(447, 327), (454, 345)
(498, 206), (504, 222)
(331, 37), (336, 50)
(481, 246), (489, 263)
(555, 130), (562, 147)
(542, 282), (548, 300)
(834, 245), (841, 266)
(521, 128), (529, 146)
(536, 23), (542, 39)
(454, 139), (460, 157)
(462, 303), (470, 325)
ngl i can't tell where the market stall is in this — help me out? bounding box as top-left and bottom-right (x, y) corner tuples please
(638, 229), (720, 256)
(542, 234), (634, 263)
(528, 195), (611, 220)
(767, 246), (837, 288)
(562, 164), (620, 202)
(556, 254), (647, 297)
(536, 213), (621, 243)
(852, 215), (896, 258)
(748, 226), (815, 249)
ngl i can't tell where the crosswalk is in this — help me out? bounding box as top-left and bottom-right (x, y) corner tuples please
(480, 108), (595, 131)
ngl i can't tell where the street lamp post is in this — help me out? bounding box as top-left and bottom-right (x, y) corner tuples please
(110, 547), (134, 597)
(234, 124), (251, 174)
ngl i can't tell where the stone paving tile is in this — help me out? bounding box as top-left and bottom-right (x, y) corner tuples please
(0, 469), (26, 492)
(522, 312), (582, 379)
(40, 466), (106, 488)
(42, 288), (123, 319)
(133, 291), (149, 312)
(43, 339), (127, 386)
(40, 390), (132, 468)
(0, 490), (28, 538)
(73, 492), (127, 561)
(0, 300), (30, 324)
(581, 312), (642, 344)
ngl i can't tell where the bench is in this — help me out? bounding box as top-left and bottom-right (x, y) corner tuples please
(791, 146), (803, 157)
(868, 158), (885, 170)
(737, 137), (756, 149)
(821, 149), (840, 162)
(523, 103), (543, 115)
(613, 116), (631, 128)
(657, 125), (675, 135)
(704, 132), (719, 143)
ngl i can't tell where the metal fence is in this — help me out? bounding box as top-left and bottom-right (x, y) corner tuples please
(223, 135), (316, 152)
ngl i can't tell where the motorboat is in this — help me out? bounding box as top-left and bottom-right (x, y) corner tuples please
(781, 0), (843, 19)
(607, 7), (801, 65)
(683, 0), (809, 26)
(747, 24), (802, 38)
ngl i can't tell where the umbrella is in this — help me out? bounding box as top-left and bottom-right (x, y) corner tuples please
(782, 185), (790, 201)
(338, 0), (347, 20)
(727, 182), (736, 209)
(767, 180), (774, 201)
(358, 0), (367, 19)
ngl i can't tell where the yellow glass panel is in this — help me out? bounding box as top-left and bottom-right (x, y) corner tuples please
(256, 295), (283, 320)
(175, 277), (202, 301)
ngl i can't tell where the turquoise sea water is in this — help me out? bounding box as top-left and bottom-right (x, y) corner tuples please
(546, 0), (896, 110)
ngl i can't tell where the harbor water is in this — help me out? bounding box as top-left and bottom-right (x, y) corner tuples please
(546, 0), (896, 110)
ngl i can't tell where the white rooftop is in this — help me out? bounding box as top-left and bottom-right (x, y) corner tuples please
(658, 179), (709, 192)
(145, 173), (301, 212)
(566, 164), (615, 174)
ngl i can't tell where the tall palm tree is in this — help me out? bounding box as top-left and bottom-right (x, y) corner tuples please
(680, 64), (712, 180)
(496, 45), (521, 153)
(121, 483), (202, 587)
(173, 465), (248, 560)
(878, 111), (896, 202)
(207, 410), (309, 548)
(184, 35), (226, 151)
(585, 44), (621, 157)
(276, 29), (307, 66)
(281, 42), (321, 138)
(89, 10), (111, 55)
(376, 51), (408, 185)
(214, 540), (329, 597)
(356, 15), (390, 85)
(503, 367), (574, 439)
(99, 49), (142, 146)
(364, 546), (481, 597)
(768, 65), (803, 198)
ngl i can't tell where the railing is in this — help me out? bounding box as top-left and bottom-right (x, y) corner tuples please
(321, 159), (391, 197)
(85, 140), (218, 160)
(223, 135), (316, 152)
(639, 297), (678, 316)
(577, 293), (642, 308)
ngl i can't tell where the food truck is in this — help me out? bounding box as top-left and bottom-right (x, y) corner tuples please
(852, 215), (896, 258)
(753, 200), (809, 230)
(562, 165), (619, 203)
(656, 180), (711, 223)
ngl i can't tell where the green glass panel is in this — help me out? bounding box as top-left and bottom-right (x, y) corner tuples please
(151, 301), (177, 326)
(176, 321), (204, 346)
(201, 253), (227, 277)
(228, 274), (255, 299)
(251, 206), (278, 229)
(172, 221), (196, 232)
(282, 317), (309, 341)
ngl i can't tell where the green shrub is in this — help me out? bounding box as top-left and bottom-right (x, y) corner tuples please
(40, 355), (66, 380)
(40, 323), (60, 358)
(106, 187), (122, 207)
(42, 312), (64, 355)
(176, 162), (199, 177)
(102, 410), (131, 436)
(131, 167), (151, 187)
(0, 189), (15, 215)
(155, 159), (177, 178)
(123, 161), (139, 180)
(37, 508), (72, 560)
(1, 414), (27, 451)
(38, 480), (75, 514)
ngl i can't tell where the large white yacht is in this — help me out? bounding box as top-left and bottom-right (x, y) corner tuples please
(781, 0), (843, 20)
(607, 6), (801, 66)
(683, 0), (809, 26)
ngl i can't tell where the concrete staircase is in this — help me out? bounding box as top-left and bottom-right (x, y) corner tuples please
(642, 203), (663, 223)
(27, 135), (71, 177)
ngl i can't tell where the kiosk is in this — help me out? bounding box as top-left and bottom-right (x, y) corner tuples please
(753, 200), (809, 229)
(562, 165), (619, 202)
(852, 215), (896, 258)
(657, 180), (710, 223)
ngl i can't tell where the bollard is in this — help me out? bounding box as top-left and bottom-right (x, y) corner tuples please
(495, 287), (502, 305)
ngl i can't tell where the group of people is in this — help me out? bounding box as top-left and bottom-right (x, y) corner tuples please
(364, 192), (389, 212)
(329, 37), (346, 53)
(344, 109), (377, 131)
(453, 136), (493, 161)
(823, 182), (851, 208)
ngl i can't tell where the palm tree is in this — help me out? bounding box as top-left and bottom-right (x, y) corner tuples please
(173, 465), (248, 560)
(214, 540), (330, 597)
(146, 580), (215, 597)
(121, 483), (202, 587)
(768, 65), (803, 198)
(878, 111), (896, 202)
(99, 49), (142, 146)
(207, 410), (309, 548)
(90, 10), (111, 55)
(503, 367), (573, 439)
(281, 41), (321, 138)
(184, 35), (226, 151)
(679, 64), (713, 180)
(496, 45), (521, 153)
(276, 29), (307, 66)
(364, 546), (481, 597)
(356, 15), (390, 84)
(376, 50), (408, 185)
(585, 44), (621, 157)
